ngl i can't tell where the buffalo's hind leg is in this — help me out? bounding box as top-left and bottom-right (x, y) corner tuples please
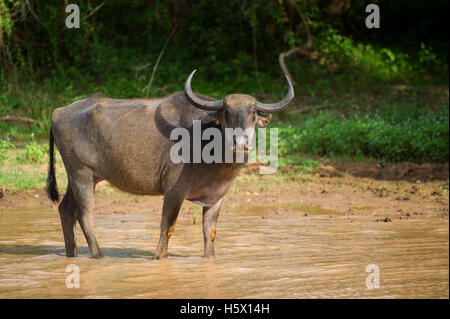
(202, 199), (222, 258)
(58, 184), (78, 257)
(69, 169), (103, 259)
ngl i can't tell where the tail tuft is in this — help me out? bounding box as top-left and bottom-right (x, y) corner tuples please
(46, 127), (60, 203)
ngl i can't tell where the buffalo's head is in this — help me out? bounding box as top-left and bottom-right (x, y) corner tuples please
(184, 70), (294, 152)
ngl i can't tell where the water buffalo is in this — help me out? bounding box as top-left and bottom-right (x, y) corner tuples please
(46, 70), (294, 259)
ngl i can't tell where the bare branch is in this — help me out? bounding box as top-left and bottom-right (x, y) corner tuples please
(290, 0), (312, 48)
(84, 0), (109, 20)
(278, 0), (313, 85)
(142, 25), (178, 97)
(25, 0), (46, 27)
(0, 115), (41, 127)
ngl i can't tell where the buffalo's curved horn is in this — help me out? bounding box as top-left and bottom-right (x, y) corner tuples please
(255, 75), (294, 113)
(184, 70), (223, 111)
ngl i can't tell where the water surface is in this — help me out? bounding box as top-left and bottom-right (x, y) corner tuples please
(0, 204), (448, 298)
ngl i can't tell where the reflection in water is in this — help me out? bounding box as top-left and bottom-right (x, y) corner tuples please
(0, 205), (448, 298)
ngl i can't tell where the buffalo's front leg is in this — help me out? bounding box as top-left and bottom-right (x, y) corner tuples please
(202, 199), (222, 258)
(154, 192), (184, 260)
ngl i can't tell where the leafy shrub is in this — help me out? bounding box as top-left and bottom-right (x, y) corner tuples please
(18, 142), (49, 164)
(279, 104), (449, 163)
(0, 138), (15, 164)
(314, 29), (446, 81)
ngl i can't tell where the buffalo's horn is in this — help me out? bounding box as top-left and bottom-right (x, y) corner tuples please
(255, 75), (294, 113)
(184, 70), (224, 111)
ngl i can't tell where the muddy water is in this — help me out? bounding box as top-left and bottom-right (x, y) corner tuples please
(0, 203), (448, 298)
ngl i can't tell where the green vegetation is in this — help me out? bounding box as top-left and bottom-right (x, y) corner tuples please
(278, 104), (449, 162)
(279, 157), (319, 174)
(0, 1), (448, 191)
(0, 138), (15, 163)
(0, 168), (47, 191)
(0, 141), (66, 191)
(17, 140), (49, 164)
(190, 205), (201, 225)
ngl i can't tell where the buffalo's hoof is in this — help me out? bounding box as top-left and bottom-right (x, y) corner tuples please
(65, 251), (78, 258)
(153, 254), (167, 260)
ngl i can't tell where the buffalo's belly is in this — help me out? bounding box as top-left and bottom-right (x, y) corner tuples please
(105, 179), (163, 196)
(99, 166), (164, 196)
(185, 178), (235, 207)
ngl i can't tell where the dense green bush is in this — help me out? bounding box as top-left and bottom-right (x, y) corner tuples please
(314, 29), (445, 81)
(279, 104), (449, 162)
(0, 0), (447, 80)
(0, 138), (15, 164)
(17, 141), (49, 164)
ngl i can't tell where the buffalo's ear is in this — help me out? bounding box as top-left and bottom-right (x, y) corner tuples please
(207, 111), (222, 125)
(256, 112), (272, 127)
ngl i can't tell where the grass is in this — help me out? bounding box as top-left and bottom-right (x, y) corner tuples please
(0, 168), (47, 191)
(0, 147), (67, 192)
(190, 205), (201, 225)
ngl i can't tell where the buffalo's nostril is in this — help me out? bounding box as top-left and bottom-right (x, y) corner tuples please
(233, 135), (248, 149)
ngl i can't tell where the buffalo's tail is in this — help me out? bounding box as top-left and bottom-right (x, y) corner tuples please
(46, 126), (60, 203)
